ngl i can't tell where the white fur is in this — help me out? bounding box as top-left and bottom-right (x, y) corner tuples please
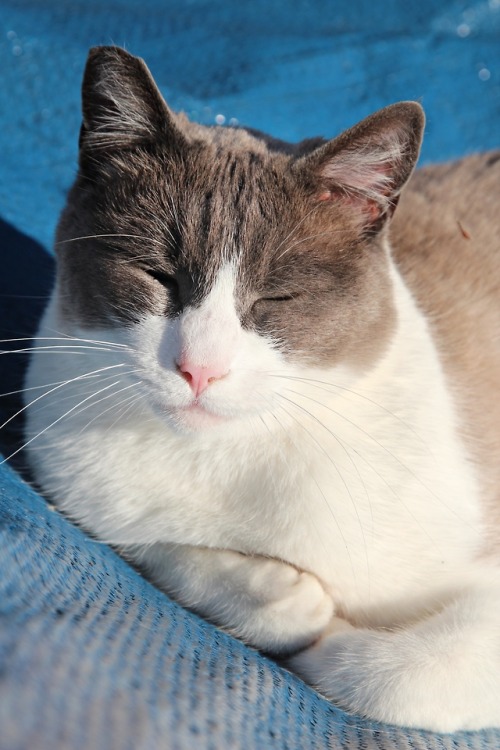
(24, 252), (500, 732)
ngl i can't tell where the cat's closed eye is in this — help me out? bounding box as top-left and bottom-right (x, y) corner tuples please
(142, 267), (179, 294)
(260, 293), (298, 303)
(251, 293), (301, 316)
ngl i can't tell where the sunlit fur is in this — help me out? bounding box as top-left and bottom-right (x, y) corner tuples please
(18, 47), (500, 733)
(23, 249), (500, 731)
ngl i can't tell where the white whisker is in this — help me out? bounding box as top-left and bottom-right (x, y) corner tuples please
(281, 386), (476, 530)
(0, 336), (129, 349)
(73, 381), (143, 433)
(55, 233), (166, 248)
(275, 227), (349, 265)
(0, 364), (126, 435)
(261, 393), (357, 579)
(1, 379), (125, 466)
(276, 392), (370, 588)
(270, 372), (430, 455)
(89, 390), (146, 437)
(21, 369), (143, 414)
(1, 346), (125, 356)
(272, 206), (318, 261)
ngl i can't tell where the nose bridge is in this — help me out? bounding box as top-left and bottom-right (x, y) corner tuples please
(180, 306), (236, 368)
(178, 263), (240, 370)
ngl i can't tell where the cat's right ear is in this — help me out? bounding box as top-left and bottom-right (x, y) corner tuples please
(79, 46), (187, 160)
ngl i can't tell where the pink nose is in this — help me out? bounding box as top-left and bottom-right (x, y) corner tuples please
(177, 361), (228, 397)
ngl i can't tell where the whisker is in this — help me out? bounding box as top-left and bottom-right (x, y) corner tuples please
(99, 391), (147, 435)
(278, 391), (371, 506)
(77, 382), (144, 435)
(281, 386), (474, 529)
(0, 376), (106, 399)
(20, 369), (143, 414)
(164, 192), (183, 237)
(1, 346), (125, 356)
(270, 373), (431, 456)
(345, 439), (436, 545)
(258, 413), (273, 436)
(0, 364), (126, 435)
(0, 336), (129, 349)
(275, 227), (350, 264)
(72, 381), (143, 432)
(1, 379), (125, 465)
(284, 386), (419, 474)
(55, 233), (167, 248)
(272, 207), (318, 260)
(276, 386), (434, 545)
(276, 392), (370, 585)
(264, 395), (359, 584)
(45, 331), (133, 350)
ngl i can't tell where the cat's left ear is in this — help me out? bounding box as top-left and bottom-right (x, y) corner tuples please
(296, 102), (425, 232)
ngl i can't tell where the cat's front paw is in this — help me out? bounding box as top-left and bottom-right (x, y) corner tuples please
(237, 557), (335, 655)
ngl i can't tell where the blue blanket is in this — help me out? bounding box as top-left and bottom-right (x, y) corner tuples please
(1, 2), (499, 748)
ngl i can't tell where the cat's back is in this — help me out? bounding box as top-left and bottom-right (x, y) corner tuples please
(391, 152), (500, 543)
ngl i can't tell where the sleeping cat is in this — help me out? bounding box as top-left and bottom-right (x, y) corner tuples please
(24, 46), (500, 732)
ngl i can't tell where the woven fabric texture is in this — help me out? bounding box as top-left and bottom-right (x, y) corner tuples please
(0, 1), (499, 748)
(2, 464), (500, 750)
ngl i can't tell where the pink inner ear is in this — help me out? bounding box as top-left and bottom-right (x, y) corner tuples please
(318, 128), (405, 221)
(315, 186), (384, 222)
(315, 130), (407, 224)
(321, 155), (395, 197)
(317, 190), (332, 202)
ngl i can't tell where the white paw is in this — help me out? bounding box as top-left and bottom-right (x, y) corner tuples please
(288, 622), (499, 732)
(233, 556), (335, 655)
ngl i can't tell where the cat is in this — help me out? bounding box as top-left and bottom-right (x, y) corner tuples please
(23, 46), (500, 732)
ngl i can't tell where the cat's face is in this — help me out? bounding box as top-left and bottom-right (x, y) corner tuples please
(54, 47), (424, 432)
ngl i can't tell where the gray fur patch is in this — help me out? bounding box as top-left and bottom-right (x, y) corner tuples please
(56, 46), (424, 369)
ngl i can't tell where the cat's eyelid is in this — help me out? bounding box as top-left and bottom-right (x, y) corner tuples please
(261, 293), (300, 302)
(141, 267), (178, 289)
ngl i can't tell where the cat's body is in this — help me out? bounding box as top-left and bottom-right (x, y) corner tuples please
(24, 48), (500, 732)
(392, 155), (500, 555)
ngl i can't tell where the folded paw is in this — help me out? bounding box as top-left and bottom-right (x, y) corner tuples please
(216, 553), (335, 655)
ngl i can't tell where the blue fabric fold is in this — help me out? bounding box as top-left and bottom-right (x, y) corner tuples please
(2, 461), (499, 749)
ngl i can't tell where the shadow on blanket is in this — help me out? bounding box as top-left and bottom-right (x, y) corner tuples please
(0, 219), (54, 464)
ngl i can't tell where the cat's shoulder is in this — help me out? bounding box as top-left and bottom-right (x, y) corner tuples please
(390, 151), (500, 311)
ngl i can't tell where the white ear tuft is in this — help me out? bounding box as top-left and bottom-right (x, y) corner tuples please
(300, 102), (425, 230)
(320, 133), (406, 211)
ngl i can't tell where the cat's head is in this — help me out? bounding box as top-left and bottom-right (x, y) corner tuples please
(54, 46), (424, 432)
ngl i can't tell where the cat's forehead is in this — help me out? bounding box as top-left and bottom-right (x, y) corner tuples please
(181, 129), (295, 207)
(101, 132), (307, 280)
(172, 144), (299, 291)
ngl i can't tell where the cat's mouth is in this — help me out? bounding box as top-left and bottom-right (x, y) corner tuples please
(171, 401), (229, 430)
